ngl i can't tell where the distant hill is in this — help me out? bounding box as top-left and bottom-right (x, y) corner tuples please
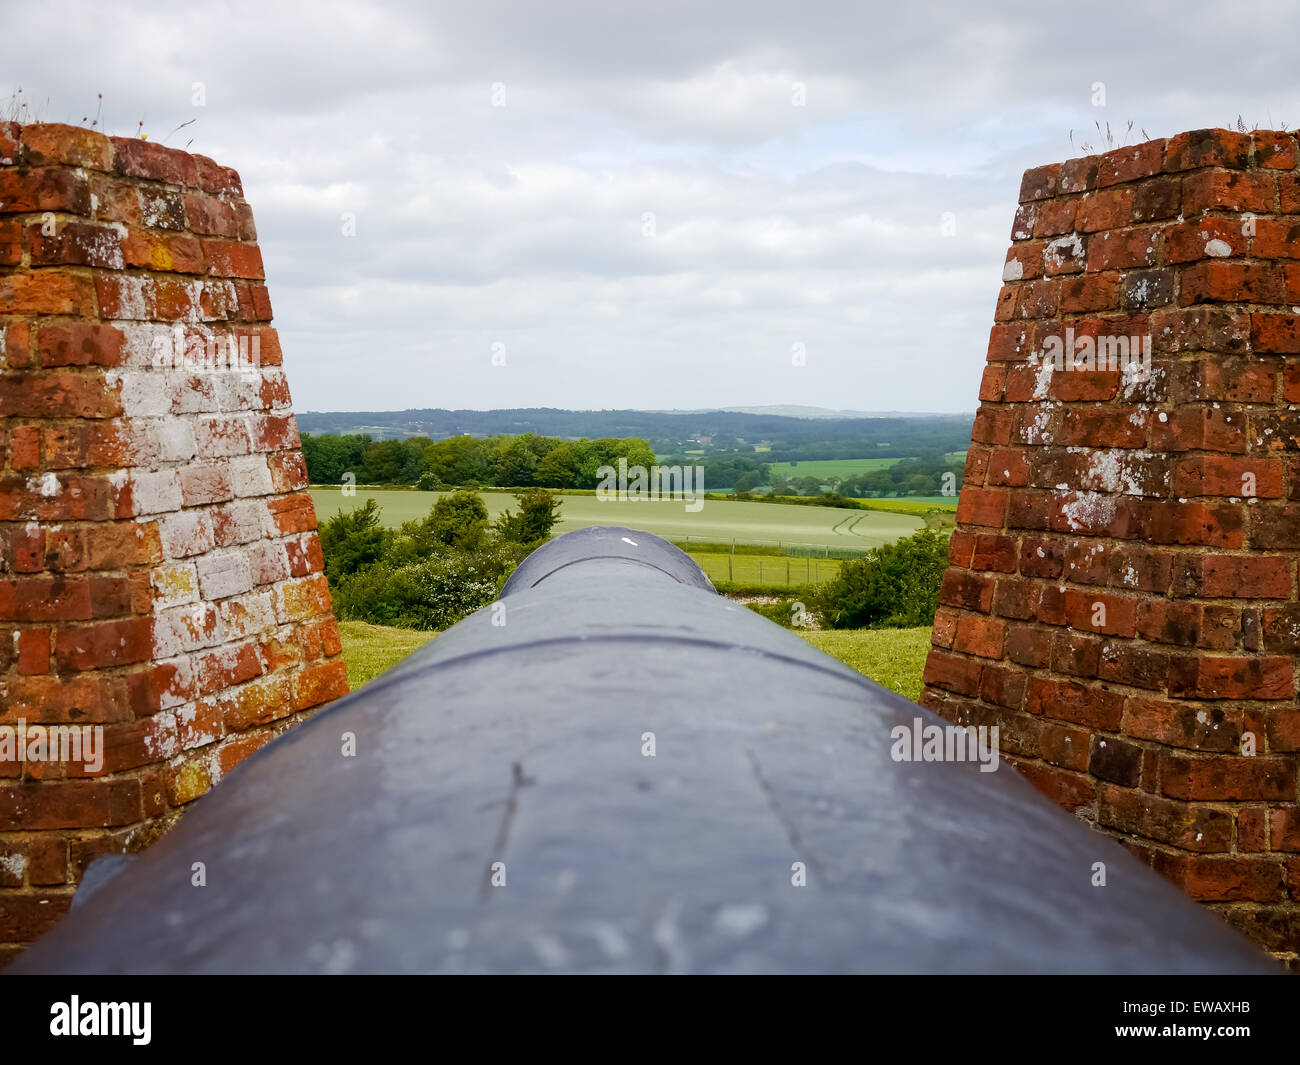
(714, 405), (961, 419)
(295, 407), (975, 463)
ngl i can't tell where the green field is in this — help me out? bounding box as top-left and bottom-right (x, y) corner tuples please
(340, 620), (930, 701)
(766, 457), (904, 480)
(690, 552), (842, 587)
(311, 488), (923, 551)
(800, 628), (931, 701)
(338, 621), (435, 686)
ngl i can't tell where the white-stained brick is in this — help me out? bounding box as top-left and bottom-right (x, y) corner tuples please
(196, 551), (253, 601)
(261, 371), (289, 413)
(151, 562), (200, 608)
(152, 657), (194, 710)
(153, 418), (197, 462)
(175, 374), (222, 414)
(142, 711), (179, 760)
(161, 509), (215, 558)
(109, 371), (173, 417)
(215, 373), (247, 413)
(201, 280), (239, 321)
(229, 454), (274, 498)
(231, 372), (264, 411)
(176, 701), (221, 750)
(195, 414), (252, 457)
(118, 322), (175, 369)
(153, 602), (222, 656)
(128, 469), (183, 516)
(247, 539), (290, 584)
(216, 498), (269, 544)
(218, 589), (277, 641)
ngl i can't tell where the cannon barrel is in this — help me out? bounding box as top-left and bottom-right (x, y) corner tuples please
(10, 527), (1272, 974)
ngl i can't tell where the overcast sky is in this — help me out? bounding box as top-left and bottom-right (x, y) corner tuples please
(7, 0), (1300, 414)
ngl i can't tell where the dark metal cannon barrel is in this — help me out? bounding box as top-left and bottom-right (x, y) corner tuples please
(11, 527), (1272, 973)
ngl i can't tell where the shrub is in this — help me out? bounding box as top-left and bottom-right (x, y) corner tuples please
(495, 488), (562, 545)
(318, 499), (388, 583)
(426, 490), (489, 550)
(744, 598), (816, 629)
(333, 543), (527, 630)
(814, 528), (948, 629)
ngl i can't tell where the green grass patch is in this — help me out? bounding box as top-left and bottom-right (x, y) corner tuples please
(800, 627), (932, 701)
(339, 619), (929, 702)
(857, 497), (957, 516)
(687, 551), (842, 588)
(339, 620), (435, 687)
(767, 457), (906, 479)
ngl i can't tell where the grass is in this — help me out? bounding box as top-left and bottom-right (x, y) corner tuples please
(766, 457), (905, 479)
(800, 628), (932, 702)
(311, 487), (924, 551)
(339, 619), (930, 702)
(858, 497), (957, 516)
(339, 620), (435, 687)
(687, 551), (842, 587)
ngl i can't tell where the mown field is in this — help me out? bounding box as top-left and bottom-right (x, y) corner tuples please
(311, 488), (923, 551)
(690, 552), (842, 587)
(339, 620), (931, 701)
(765, 457), (903, 480)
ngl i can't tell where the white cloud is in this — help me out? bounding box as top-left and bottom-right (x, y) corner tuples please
(6, 0), (1300, 412)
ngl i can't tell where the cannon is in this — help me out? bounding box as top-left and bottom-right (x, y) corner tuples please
(9, 527), (1273, 973)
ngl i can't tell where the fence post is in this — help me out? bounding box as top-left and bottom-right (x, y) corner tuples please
(728, 554), (733, 582)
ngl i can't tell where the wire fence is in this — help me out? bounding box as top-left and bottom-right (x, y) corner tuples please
(671, 535), (870, 560)
(697, 555), (843, 588)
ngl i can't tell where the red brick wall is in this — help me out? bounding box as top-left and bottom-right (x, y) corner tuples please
(0, 123), (348, 962)
(922, 128), (1300, 963)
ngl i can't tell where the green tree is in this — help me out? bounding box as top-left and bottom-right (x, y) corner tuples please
(423, 435), (493, 486)
(301, 433), (369, 485)
(359, 439), (410, 484)
(494, 436), (540, 487)
(496, 489), (562, 545)
(426, 490), (490, 550)
(318, 499), (388, 583)
(815, 529), (949, 629)
(535, 441), (579, 487)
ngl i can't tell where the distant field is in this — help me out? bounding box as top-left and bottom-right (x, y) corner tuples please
(865, 496), (958, 508)
(310, 488), (924, 551)
(340, 620), (931, 702)
(766, 457), (904, 480)
(689, 552), (842, 587)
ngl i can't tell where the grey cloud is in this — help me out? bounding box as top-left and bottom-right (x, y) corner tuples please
(6, 0), (1299, 412)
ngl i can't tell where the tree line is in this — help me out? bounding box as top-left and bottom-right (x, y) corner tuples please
(302, 432), (773, 491)
(303, 433), (655, 490)
(303, 432), (966, 497)
(770, 456), (965, 499)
